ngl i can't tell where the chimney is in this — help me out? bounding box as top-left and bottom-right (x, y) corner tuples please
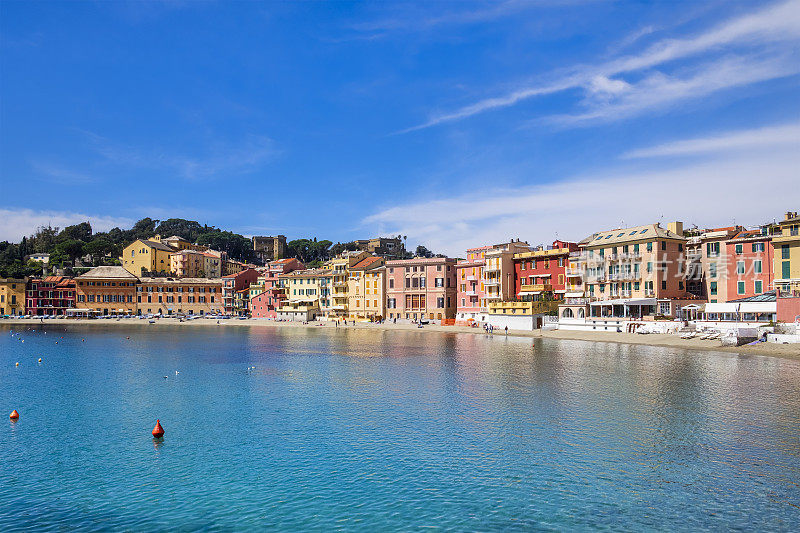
(667, 221), (684, 236)
(786, 211), (798, 221)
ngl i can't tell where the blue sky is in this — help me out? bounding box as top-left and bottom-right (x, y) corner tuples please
(1, 0), (799, 255)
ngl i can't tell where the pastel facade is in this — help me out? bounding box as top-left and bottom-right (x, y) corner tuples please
(249, 258), (304, 319)
(25, 276), (75, 316)
(774, 211), (800, 297)
(121, 239), (174, 277)
(170, 250), (205, 278)
(277, 268), (332, 317)
(203, 253), (222, 278)
(0, 278), (26, 316)
(684, 226), (743, 303)
(725, 228), (776, 300)
(513, 240), (579, 299)
(327, 251), (370, 320)
(581, 222), (693, 318)
(455, 246), (490, 324)
(222, 268), (260, 315)
(483, 240), (531, 304)
(346, 256), (385, 321)
(137, 278), (223, 315)
(75, 266), (138, 315)
(385, 257), (457, 322)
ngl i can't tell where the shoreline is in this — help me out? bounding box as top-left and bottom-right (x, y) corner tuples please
(4, 317), (799, 361)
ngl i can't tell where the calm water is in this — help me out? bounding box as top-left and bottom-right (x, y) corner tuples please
(1, 324), (799, 531)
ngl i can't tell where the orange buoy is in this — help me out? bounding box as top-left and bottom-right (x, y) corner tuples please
(9, 410), (19, 420)
(152, 419), (164, 439)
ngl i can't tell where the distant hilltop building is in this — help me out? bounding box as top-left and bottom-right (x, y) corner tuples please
(353, 236), (405, 258)
(252, 235), (287, 263)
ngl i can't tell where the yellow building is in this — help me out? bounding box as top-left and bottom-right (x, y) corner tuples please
(326, 251), (370, 320)
(347, 256), (385, 321)
(0, 278), (26, 316)
(170, 250), (205, 278)
(774, 211), (800, 296)
(120, 239), (175, 276)
(278, 268), (332, 317)
(136, 277), (223, 316)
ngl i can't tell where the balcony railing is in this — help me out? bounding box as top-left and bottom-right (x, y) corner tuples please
(520, 283), (553, 292)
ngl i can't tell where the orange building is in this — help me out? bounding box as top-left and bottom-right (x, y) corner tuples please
(75, 266), (138, 315)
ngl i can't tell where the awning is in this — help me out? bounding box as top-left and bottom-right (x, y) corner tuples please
(564, 292), (585, 298)
(590, 298), (656, 306)
(704, 302), (776, 314)
(518, 291), (541, 296)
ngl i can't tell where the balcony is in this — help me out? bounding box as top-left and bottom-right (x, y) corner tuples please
(565, 268), (583, 277)
(465, 290), (478, 296)
(520, 283), (553, 293)
(465, 275), (477, 281)
(483, 279), (500, 286)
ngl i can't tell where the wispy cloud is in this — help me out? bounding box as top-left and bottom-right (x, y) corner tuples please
(82, 131), (278, 180)
(364, 130), (800, 255)
(401, 0), (800, 131)
(0, 208), (133, 242)
(622, 121), (800, 158)
(30, 162), (96, 184)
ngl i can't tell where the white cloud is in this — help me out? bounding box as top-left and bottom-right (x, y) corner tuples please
(404, 0), (800, 130)
(553, 54), (799, 125)
(0, 208), (133, 242)
(622, 121), (800, 158)
(363, 135), (800, 256)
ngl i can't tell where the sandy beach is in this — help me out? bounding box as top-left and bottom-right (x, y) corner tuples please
(5, 316), (799, 360)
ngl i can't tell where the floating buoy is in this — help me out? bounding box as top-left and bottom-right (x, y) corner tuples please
(38, 358), (42, 363)
(9, 410), (19, 420)
(126, 336), (130, 340)
(152, 419), (164, 438)
(15, 362), (19, 367)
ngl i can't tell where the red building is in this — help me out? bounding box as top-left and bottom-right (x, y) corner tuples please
(250, 258), (304, 318)
(26, 276), (76, 316)
(513, 240), (579, 300)
(222, 268), (260, 315)
(725, 228), (775, 301)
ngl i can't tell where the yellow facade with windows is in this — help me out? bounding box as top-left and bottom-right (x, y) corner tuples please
(0, 278), (26, 316)
(774, 211), (800, 296)
(347, 260), (385, 321)
(278, 268), (332, 316)
(121, 239), (174, 276)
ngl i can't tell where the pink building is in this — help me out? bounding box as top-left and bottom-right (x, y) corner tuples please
(385, 257), (457, 323)
(249, 258), (304, 318)
(455, 246), (491, 325)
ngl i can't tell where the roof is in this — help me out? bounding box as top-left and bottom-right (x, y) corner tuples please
(351, 256), (383, 270)
(729, 229), (770, 242)
(582, 224), (685, 247)
(77, 266), (138, 280)
(137, 239), (175, 252)
(138, 277), (222, 285)
(728, 290), (777, 303)
(279, 268), (332, 278)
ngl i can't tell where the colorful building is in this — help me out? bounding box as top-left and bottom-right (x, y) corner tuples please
(120, 239), (175, 277)
(684, 226), (743, 303)
(25, 276), (75, 316)
(222, 268), (260, 315)
(170, 250), (206, 278)
(512, 240), (579, 300)
(725, 227), (777, 301)
(385, 257), (457, 322)
(455, 245), (490, 325)
(203, 252), (223, 278)
(483, 240), (531, 304)
(249, 258), (304, 319)
(774, 211), (800, 297)
(580, 221), (695, 318)
(326, 251), (370, 320)
(277, 268), (332, 318)
(0, 278), (26, 316)
(75, 266), (138, 315)
(137, 277), (223, 316)
(346, 256), (385, 321)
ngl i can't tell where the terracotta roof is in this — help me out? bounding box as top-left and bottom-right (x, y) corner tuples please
(351, 256), (383, 270)
(138, 277), (222, 285)
(77, 266), (138, 280)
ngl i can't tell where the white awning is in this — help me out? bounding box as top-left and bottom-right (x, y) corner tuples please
(518, 291), (541, 296)
(564, 292), (585, 298)
(704, 302), (776, 314)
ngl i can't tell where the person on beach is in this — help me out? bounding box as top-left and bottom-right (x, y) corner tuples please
(505, 326), (508, 335)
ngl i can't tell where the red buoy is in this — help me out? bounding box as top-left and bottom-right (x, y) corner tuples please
(9, 410), (19, 420)
(152, 419), (164, 438)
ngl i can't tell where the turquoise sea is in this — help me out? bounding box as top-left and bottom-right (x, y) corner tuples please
(1, 323), (799, 531)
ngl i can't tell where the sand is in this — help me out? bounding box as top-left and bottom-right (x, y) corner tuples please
(5, 316), (800, 360)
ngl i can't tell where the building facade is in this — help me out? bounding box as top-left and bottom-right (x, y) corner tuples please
(249, 258), (304, 319)
(170, 250), (206, 278)
(513, 240), (579, 300)
(137, 278), (223, 316)
(0, 278), (26, 316)
(385, 257), (457, 322)
(684, 226), (743, 303)
(725, 228), (776, 301)
(75, 266), (138, 315)
(253, 235), (287, 263)
(326, 251), (370, 320)
(346, 256), (385, 321)
(25, 276), (75, 316)
(483, 240), (531, 304)
(455, 245), (490, 324)
(277, 268), (332, 318)
(222, 268), (260, 315)
(353, 237), (404, 258)
(774, 211), (800, 297)
(120, 239), (175, 277)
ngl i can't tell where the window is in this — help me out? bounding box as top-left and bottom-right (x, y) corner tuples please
(735, 244), (743, 254)
(647, 242), (653, 252)
(709, 263), (717, 278)
(754, 280), (763, 294)
(736, 261), (745, 275)
(710, 282), (717, 295)
(435, 277), (444, 287)
(752, 242), (765, 253)
(783, 261), (791, 279)
(389, 279), (394, 289)
(647, 262), (652, 273)
(707, 242), (720, 257)
(437, 297), (444, 308)
(661, 280), (667, 290)
(737, 281), (745, 294)
(754, 260), (762, 274)
(782, 245), (790, 259)
(661, 241), (666, 251)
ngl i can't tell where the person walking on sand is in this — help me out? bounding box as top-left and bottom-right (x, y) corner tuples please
(504, 326), (508, 335)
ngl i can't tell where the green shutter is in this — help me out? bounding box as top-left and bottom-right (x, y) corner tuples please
(783, 261), (791, 279)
